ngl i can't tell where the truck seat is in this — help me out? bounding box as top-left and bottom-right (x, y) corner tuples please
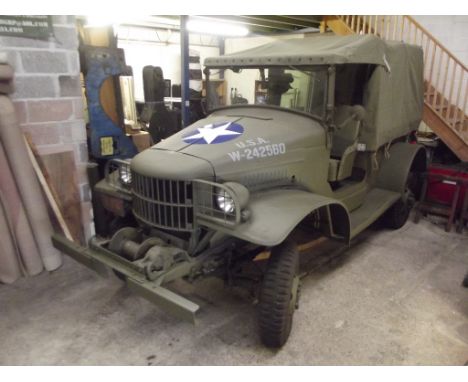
(328, 105), (361, 182)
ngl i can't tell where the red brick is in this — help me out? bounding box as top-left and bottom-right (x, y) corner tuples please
(27, 99), (73, 123)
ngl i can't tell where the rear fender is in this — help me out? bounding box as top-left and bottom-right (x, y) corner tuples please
(376, 142), (427, 196)
(199, 188), (351, 247)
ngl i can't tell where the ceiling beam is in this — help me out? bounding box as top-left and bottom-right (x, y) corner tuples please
(244, 15), (320, 29)
(199, 16), (293, 31)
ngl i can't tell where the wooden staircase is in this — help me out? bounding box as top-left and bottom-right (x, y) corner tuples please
(322, 15), (468, 161)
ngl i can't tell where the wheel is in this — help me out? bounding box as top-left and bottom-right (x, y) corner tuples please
(383, 199), (411, 229)
(258, 240), (300, 348)
(383, 171), (420, 230)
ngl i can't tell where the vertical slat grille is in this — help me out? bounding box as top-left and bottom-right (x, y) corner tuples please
(132, 172), (194, 231)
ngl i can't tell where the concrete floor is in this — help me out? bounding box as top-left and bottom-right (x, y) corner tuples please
(1, 218), (467, 365)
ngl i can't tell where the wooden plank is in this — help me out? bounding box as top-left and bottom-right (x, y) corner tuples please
(392, 15), (398, 41)
(41, 151), (84, 244)
(428, 42), (437, 86)
(386, 16), (391, 40)
(400, 16), (405, 41)
(424, 34), (431, 69)
(323, 16), (354, 35)
(24, 136), (75, 242)
(445, 61), (457, 119)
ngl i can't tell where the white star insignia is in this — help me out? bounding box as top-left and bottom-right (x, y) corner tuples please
(185, 122), (241, 144)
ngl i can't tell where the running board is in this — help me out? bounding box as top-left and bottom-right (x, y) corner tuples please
(349, 188), (401, 239)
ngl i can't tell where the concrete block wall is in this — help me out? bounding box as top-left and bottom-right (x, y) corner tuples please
(0, 15), (94, 241)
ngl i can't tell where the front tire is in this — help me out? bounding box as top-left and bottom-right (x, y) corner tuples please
(258, 241), (300, 348)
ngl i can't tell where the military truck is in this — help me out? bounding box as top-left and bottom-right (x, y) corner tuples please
(53, 35), (427, 348)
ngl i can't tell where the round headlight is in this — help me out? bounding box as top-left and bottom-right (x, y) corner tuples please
(119, 165), (132, 185)
(216, 189), (235, 213)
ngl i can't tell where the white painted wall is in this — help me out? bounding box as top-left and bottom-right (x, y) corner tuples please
(412, 16), (468, 65)
(117, 26), (220, 102)
(411, 16), (468, 132)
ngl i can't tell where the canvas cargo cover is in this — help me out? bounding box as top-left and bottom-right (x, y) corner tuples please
(205, 35), (424, 151)
(360, 41), (424, 150)
(204, 35), (388, 67)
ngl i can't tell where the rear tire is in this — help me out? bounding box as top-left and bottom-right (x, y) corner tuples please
(258, 241), (300, 348)
(383, 170), (420, 230)
(383, 199), (411, 229)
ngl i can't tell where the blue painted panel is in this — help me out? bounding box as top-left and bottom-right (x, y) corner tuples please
(83, 46), (138, 159)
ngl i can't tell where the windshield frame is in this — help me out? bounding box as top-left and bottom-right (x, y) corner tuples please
(204, 65), (333, 121)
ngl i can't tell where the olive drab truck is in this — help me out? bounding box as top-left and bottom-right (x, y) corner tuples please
(53, 35), (427, 348)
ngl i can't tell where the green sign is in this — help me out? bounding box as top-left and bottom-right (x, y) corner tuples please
(0, 15), (53, 40)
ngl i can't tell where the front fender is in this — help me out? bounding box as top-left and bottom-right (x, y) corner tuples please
(200, 188), (350, 247)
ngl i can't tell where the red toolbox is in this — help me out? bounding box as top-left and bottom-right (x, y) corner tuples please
(426, 164), (468, 211)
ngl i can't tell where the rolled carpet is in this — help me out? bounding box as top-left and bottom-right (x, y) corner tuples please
(0, 142), (43, 276)
(0, 93), (62, 271)
(0, 197), (22, 284)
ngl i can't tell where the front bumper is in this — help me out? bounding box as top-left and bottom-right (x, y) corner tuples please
(52, 234), (199, 323)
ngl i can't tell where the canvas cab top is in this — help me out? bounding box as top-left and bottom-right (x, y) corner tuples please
(204, 34), (424, 151)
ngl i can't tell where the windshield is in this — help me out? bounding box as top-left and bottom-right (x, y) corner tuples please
(206, 66), (328, 119)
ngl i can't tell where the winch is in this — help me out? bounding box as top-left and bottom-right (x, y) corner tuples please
(108, 227), (191, 281)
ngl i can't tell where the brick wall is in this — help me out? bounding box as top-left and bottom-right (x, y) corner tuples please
(0, 15), (93, 241)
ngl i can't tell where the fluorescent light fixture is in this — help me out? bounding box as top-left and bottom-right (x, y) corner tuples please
(187, 20), (249, 37)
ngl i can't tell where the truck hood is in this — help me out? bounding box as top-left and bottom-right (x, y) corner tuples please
(134, 106), (326, 181)
(156, 106), (325, 152)
(152, 106), (326, 176)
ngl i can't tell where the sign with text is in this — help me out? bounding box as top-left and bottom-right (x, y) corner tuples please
(0, 15), (53, 40)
